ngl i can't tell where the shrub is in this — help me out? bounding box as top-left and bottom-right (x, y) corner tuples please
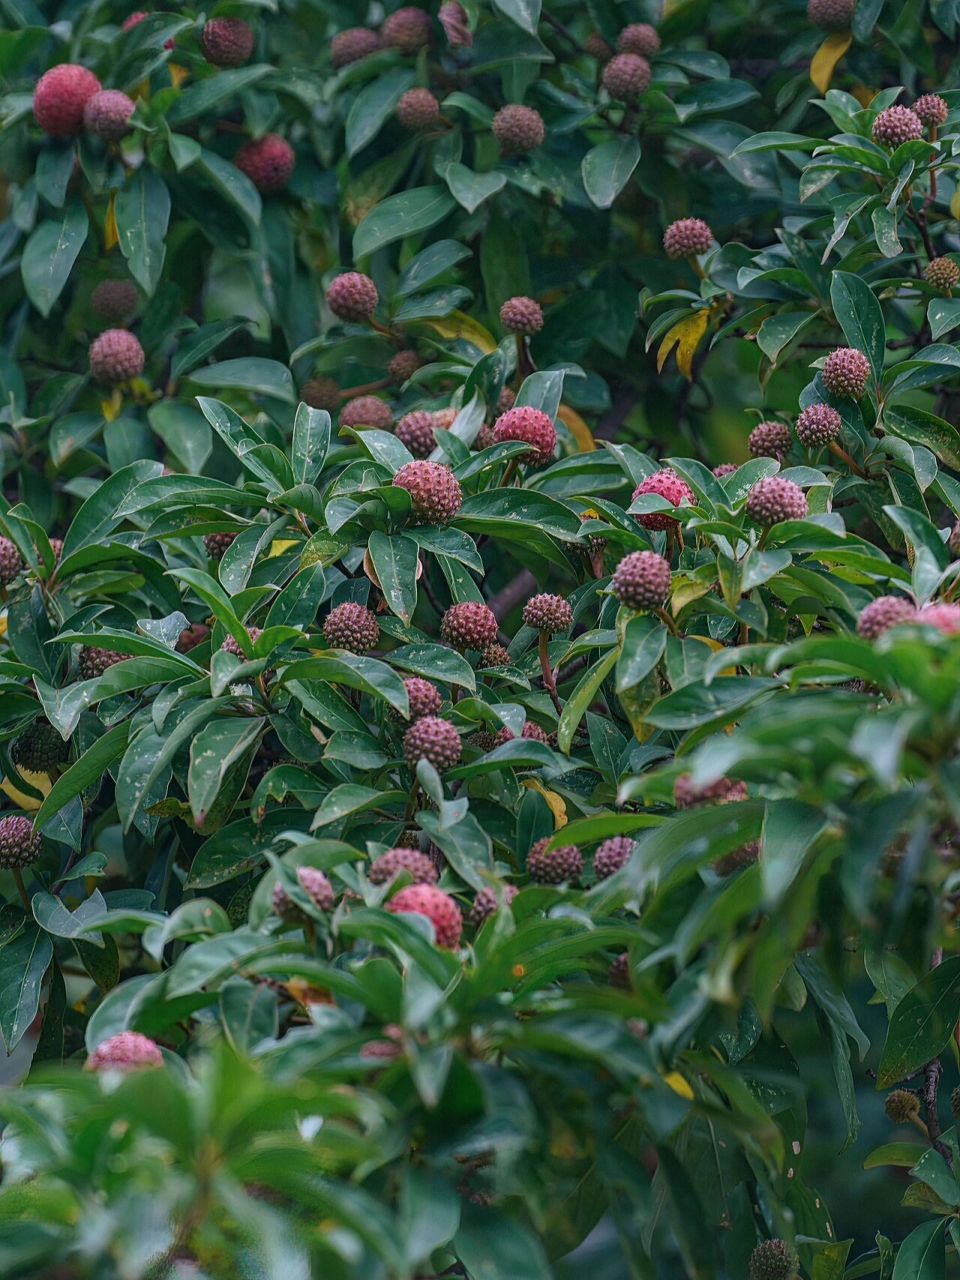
(1, 1), (960, 1277)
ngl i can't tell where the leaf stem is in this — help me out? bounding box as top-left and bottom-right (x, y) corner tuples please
(539, 633), (562, 714)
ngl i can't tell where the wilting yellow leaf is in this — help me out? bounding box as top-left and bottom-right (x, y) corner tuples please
(810, 33), (852, 94)
(1, 768), (52, 812)
(0, 614), (7, 639)
(104, 192), (118, 252)
(951, 189), (960, 221)
(101, 389), (123, 422)
(522, 778), (567, 828)
(419, 310), (496, 353)
(664, 1070), (694, 1100)
(269, 539), (299, 559)
(557, 403), (596, 452)
(168, 63), (189, 90)
(657, 310), (709, 381)
(851, 84), (876, 109)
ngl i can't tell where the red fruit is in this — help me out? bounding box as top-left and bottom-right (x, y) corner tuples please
(594, 836), (633, 880)
(403, 716), (462, 771)
(331, 27), (381, 68)
(492, 104), (545, 155)
(914, 94), (949, 128)
(393, 460), (463, 524)
(469, 883), (518, 925)
(33, 64), (101, 138)
(602, 53), (651, 102)
(395, 410), (438, 458)
(388, 350), (421, 384)
(493, 405), (556, 466)
(480, 643), (511, 667)
(527, 838), (583, 884)
(611, 550), (671, 610)
(492, 720), (550, 748)
(663, 218), (713, 259)
(200, 17), (255, 67)
(402, 677), (442, 720)
(122, 11), (176, 48)
(745, 476), (808, 526)
(441, 602), (498, 650)
(84, 90), (136, 141)
(327, 272), (379, 323)
(88, 329), (144, 385)
(872, 105), (923, 148)
(340, 396), (393, 429)
(856, 595), (915, 639)
(795, 403), (842, 448)
(500, 296), (543, 335)
(323, 602), (379, 653)
(235, 134), (295, 192)
(439, 1), (472, 47)
(821, 347), (871, 399)
(713, 462), (737, 478)
(0, 815), (41, 869)
(221, 626), (263, 658)
(631, 469), (693, 530)
(369, 847), (439, 885)
(918, 603), (960, 635)
(381, 7), (433, 53)
(748, 420), (791, 460)
(273, 866), (336, 919)
(522, 593), (573, 634)
(0, 537), (23, 586)
(388, 883), (463, 948)
(87, 1031), (163, 1072)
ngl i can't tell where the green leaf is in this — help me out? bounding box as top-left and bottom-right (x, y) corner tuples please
(443, 163), (507, 213)
(21, 202), (88, 318)
(196, 149), (262, 225)
(188, 718), (264, 826)
(616, 617), (666, 692)
(581, 137), (641, 210)
(927, 297), (960, 341)
(115, 168), (170, 297)
(190, 359), (294, 403)
(34, 722), (131, 833)
(0, 926), (52, 1052)
(367, 531), (419, 624)
(756, 311), (815, 363)
(167, 65), (273, 124)
(891, 1221), (945, 1280)
(454, 1203), (551, 1279)
(170, 318), (250, 381)
(291, 402), (331, 485)
(558, 646), (619, 754)
(877, 957), (960, 1087)
(353, 186), (456, 259)
(830, 269), (885, 382)
(346, 68), (415, 157)
(396, 240), (471, 297)
(760, 800), (828, 905)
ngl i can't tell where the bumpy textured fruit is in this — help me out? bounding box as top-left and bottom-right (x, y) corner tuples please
(480, 643), (511, 666)
(403, 677), (442, 720)
(0, 537), (23, 586)
(617, 23), (660, 55)
(594, 836), (633, 880)
(925, 256), (959, 291)
(914, 94), (949, 128)
(745, 476), (808, 525)
(331, 27), (380, 68)
(822, 347), (870, 399)
(87, 1032), (163, 1072)
(434, 408), (457, 429)
(300, 377), (341, 412)
(611, 550), (671, 610)
(856, 595), (916, 639)
(12, 721), (68, 772)
(806, 0), (854, 28)
(674, 774), (748, 808)
(327, 272), (378, 323)
(235, 134), (294, 192)
(663, 218), (713, 258)
(469, 883), (518, 926)
(394, 460), (462, 524)
(522, 593), (573, 634)
(273, 866), (336, 919)
(396, 88), (441, 131)
(442, 602), (498, 650)
(493, 405), (556, 465)
(381, 7), (433, 52)
(79, 647), (126, 680)
(388, 349), (421, 383)
(439, 0), (472, 46)
(713, 462), (737, 478)
(748, 420), (791, 460)
(492, 720), (550, 748)
(884, 1089), (920, 1124)
(203, 532), (237, 561)
(395, 410), (437, 458)
(602, 53), (651, 101)
(500, 296), (543, 335)
(497, 386), (516, 413)
(370, 847), (439, 886)
(631, 469), (693, 530)
(33, 64), (101, 137)
(91, 278), (138, 321)
(492, 104), (545, 155)
(340, 396), (393, 429)
(323, 602), (379, 653)
(714, 841), (760, 876)
(748, 1239), (799, 1280)
(918, 602), (960, 635)
(609, 953), (630, 988)
(796, 403), (842, 447)
(388, 883), (462, 947)
(872, 105), (923, 148)
(403, 716), (462, 771)
(527, 838), (583, 884)
(221, 626), (263, 658)
(84, 89), (136, 140)
(0, 814), (41, 869)
(89, 329), (144, 385)
(200, 17), (254, 67)
(585, 32), (613, 60)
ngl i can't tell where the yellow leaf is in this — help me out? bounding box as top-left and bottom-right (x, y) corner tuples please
(168, 63), (189, 90)
(418, 310), (496, 354)
(101, 389), (123, 422)
(556, 403), (595, 453)
(269, 539), (299, 559)
(663, 1070), (694, 1100)
(656, 310), (709, 381)
(521, 778), (567, 828)
(951, 189), (960, 222)
(103, 193), (118, 252)
(810, 33), (852, 94)
(1, 768), (52, 812)
(850, 84), (876, 109)
(0, 613), (7, 639)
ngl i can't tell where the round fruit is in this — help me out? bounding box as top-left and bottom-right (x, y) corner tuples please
(806, 0), (854, 29)
(469, 883), (518, 926)
(493, 405), (556, 465)
(856, 596), (917, 637)
(748, 1239), (799, 1280)
(914, 94), (949, 128)
(617, 23), (660, 55)
(387, 883), (463, 948)
(273, 866), (336, 920)
(11, 721), (68, 772)
(393, 460), (463, 524)
(221, 626), (263, 658)
(0, 814), (42, 869)
(631, 469), (693, 530)
(821, 347), (871, 399)
(872, 105), (923, 148)
(395, 410), (437, 458)
(91, 279), (139, 322)
(527, 838), (583, 884)
(327, 272), (378, 323)
(918, 602), (960, 635)
(441, 602), (498, 650)
(388, 349), (421, 383)
(86, 1032), (163, 1072)
(402, 677), (442, 720)
(480, 643), (511, 667)
(745, 476), (808, 526)
(396, 88), (441, 131)
(78, 647), (126, 680)
(340, 396), (392, 429)
(203, 532), (237, 561)
(234, 134), (295, 192)
(500, 296), (543, 335)
(663, 218), (713, 259)
(323, 602), (379, 653)
(795, 403), (842, 448)
(611, 550), (671, 610)
(884, 1089), (920, 1124)
(492, 104), (545, 155)
(369, 847), (439, 886)
(602, 52), (651, 102)
(748, 420), (791, 460)
(522, 593), (573, 634)
(33, 64), (101, 138)
(331, 27), (380, 68)
(88, 329), (144, 385)
(594, 836), (633, 880)
(492, 720), (550, 747)
(381, 7), (433, 53)
(925, 257), (959, 291)
(84, 90), (136, 140)
(0, 537), (23, 586)
(300, 376), (341, 412)
(674, 774), (748, 808)
(403, 716), (462, 771)
(200, 17), (255, 67)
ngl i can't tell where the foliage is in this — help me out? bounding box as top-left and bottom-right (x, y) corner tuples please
(2, 0), (960, 1277)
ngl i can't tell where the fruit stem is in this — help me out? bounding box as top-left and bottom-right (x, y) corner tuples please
(538, 632), (563, 714)
(501, 459), (518, 487)
(828, 440), (868, 478)
(13, 869), (31, 914)
(655, 608), (679, 638)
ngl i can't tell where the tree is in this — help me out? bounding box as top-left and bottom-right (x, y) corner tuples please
(1, 1), (959, 1276)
